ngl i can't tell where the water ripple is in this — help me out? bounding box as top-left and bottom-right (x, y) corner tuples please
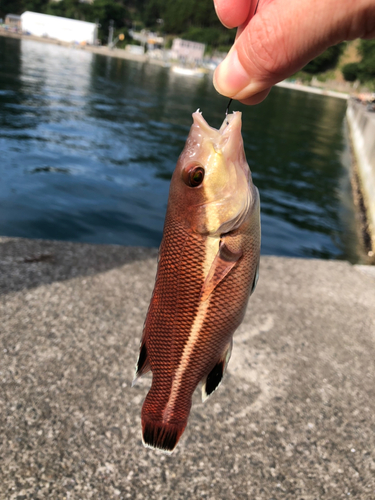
(0, 37), (360, 262)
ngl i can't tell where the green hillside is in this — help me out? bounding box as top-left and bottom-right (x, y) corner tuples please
(0, 0), (236, 52)
(1, 0), (374, 84)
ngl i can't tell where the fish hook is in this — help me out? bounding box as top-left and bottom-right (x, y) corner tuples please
(225, 98), (233, 124)
(224, 0), (260, 124)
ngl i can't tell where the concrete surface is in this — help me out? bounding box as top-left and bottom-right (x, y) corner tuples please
(1, 237), (375, 499)
(276, 81), (348, 100)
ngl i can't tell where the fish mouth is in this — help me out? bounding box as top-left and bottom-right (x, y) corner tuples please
(188, 109), (252, 236)
(192, 109), (242, 151)
(191, 110), (248, 180)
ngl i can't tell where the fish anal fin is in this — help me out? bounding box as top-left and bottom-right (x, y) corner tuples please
(202, 339), (233, 402)
(200, 240), (242, 302)
(132, 342), (151, 386)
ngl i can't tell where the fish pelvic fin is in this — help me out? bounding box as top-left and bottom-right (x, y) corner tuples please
(200, 240), (242, 302)
(132, 342), (151, 387)
(202, 339), (233, 402)
(142, 416), (187, 454)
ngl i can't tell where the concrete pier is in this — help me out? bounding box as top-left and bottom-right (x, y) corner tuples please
(1, 237), (375, 498)
(347, 99), (375, 251)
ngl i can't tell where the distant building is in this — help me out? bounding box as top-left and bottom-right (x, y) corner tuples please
(5, 14), (21, 31)
(129, 29), (164, 51)
(126, 45), (145, 56)
(170, 38), (205, 64)
(20, 11), (97, 44)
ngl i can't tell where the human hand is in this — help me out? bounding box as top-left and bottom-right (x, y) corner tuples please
(213, 0), (375, 104)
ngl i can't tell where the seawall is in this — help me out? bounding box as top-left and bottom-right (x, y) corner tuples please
(346, 99), (375, 251)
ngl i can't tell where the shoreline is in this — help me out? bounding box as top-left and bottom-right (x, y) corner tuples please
(275, 80), (349, 100)
(1, 29), (351, 98)
(0, 28), (166, 66)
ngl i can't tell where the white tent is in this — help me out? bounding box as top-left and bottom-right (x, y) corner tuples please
(21, 11), (97, 45)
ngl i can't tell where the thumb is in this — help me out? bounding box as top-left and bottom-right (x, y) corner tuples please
(213, 0), (371, 104)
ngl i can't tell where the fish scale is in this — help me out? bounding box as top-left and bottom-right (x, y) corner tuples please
(134, 110), (261, 452)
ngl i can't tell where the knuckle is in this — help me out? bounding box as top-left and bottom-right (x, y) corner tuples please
(244, 11), (290, 78)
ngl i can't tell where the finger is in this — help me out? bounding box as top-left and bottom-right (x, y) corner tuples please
(236, 0), (275, 40)
(214, 0), (371, 102)
(238, 87), (272, 105)
(214, 0), (255, 29)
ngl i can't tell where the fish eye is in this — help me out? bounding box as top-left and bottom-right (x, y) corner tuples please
(182, 163), (205, 188)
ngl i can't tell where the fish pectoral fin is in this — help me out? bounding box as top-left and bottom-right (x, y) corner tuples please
(132, 342), (151, 386)
(200, 239), (243, 302)
(202, 339), (233, 402)
(251, 260), (260, 295)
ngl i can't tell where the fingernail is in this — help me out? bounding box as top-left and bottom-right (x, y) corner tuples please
(213, 1), (232, 29)
(214, 48), (265, 101)
(213, 48), (251, 98)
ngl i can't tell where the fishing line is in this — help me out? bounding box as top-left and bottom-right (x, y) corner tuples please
(225, 98), (233, 124)
(225, 0), (260, 123)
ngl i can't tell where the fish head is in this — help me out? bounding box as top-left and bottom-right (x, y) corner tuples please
(169, 110), (254, 236)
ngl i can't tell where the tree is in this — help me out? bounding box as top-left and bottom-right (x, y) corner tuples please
(23, 0), (49, 14)
(0, 0), (25, 17)
(44, 0), (128, 41)
(92, 0), (127, 40)
(303, 44), (345, 74)
(358, 40), (375, 80)
(45, 0), (92, 21)
(341, 40), (375, 83)
(342, 62), (359, 82)
(143, 0), (163, 29)
(147, 0), (226, 34)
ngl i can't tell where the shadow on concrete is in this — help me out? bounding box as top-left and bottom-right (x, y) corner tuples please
(1, 237), (375, 497)
(0, 237), (158, 295)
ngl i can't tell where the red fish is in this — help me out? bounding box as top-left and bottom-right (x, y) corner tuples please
(134, 110), (261, 453)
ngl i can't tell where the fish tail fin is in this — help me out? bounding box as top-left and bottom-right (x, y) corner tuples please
(142, 416), (186, 454)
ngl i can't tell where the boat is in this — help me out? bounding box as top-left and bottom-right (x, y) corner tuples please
(171, 66), (207, 77)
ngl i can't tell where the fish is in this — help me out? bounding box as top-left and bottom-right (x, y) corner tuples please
(133, 109), (261, 453)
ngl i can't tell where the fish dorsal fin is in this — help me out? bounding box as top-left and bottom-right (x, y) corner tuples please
(132, 342), (151, 386)
(200, 240), (242, 302)
(202, 339), (233, 402)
